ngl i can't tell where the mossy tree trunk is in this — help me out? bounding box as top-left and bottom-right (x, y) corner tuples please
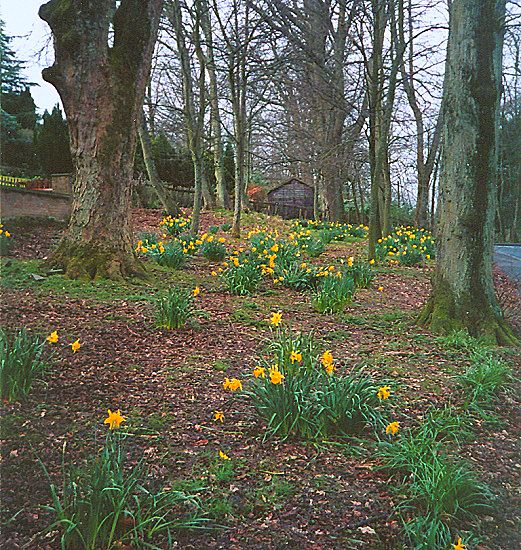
(419, 0), (517, 345)
(39, 0), (163, 280)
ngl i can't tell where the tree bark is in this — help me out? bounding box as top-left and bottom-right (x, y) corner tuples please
(138, 113), (180, 216)
(39, 0), (163, 280)
(418, 0), (517, 345)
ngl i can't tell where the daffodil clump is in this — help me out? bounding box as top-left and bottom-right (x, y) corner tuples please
(342, 258), (375, 289)
(219, 251), (263, 295)
(211, 226), (376, 298)
(234, 315), (388, 440)
(312, 272), (355, 314)
(294, 219), (369, 241)
(159, 214), (192, 237)
(0, 223), (13, 256)
(42, 409), (206, 549)
(377, 409), (493, 549)
(136, 239), (186, 269)
(199, 233), (227, 261)
(376, 226), (435, 265)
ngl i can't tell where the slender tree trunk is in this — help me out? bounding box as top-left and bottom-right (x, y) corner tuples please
(368, 0), (406, 256)
(39, 0), (163, 280)
(418, 0), (517, 345)
(200, 0), (228, 209)
(168, 0), (210, 233)
(138, 114), (180, 216)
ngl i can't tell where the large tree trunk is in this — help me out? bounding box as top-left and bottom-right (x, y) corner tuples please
(419, 0), (517, 345)
(39, 0), (163, 280)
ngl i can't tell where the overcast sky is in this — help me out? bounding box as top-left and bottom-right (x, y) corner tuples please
(2, 0), (61, 112)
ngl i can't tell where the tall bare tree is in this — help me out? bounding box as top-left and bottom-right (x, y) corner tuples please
(40, 0), (163, 279)
(167, 0), (213, 234)
(199, 0), (229, 208)
(397, 0), (442, 228)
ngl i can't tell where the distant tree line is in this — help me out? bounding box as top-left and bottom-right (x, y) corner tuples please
(1, 19), (72, 176)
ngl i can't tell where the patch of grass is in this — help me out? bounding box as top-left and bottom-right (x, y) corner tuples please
(213, 359), (230, 372)
(230, 307), (264, 328)
(0, 258), (172, 303)
(323, 328), (351, 342)
(437, 330), (487, 353)
(251, 476), (294, 511)
(147, 411), (174, 432)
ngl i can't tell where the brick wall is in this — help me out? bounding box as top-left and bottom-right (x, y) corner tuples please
(0, 187), (71, 222)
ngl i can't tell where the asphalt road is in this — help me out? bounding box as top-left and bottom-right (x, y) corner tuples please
(494, 244), (521, 287)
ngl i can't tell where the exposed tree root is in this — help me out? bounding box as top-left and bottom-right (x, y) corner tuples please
(45, 240), (146, 281)
(418, 294), (519, 346)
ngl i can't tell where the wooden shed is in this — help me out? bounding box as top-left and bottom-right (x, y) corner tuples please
(258, 178), (314, 219)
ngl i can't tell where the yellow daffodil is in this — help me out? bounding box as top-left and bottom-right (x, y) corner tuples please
(385, 421), (400, 435)
(253, 366), (266, 378)
(211, 271), (217, 276)
(193, 286), (200, 297)
(223, 378), (243, 391)
(378, 286), (384, 292)
(325, 362), (335, 375)
(70, 339), (81, 353)
(269, 365), (284, 385)
(218, 237), (225, 243)
(46, 330), (59, 344)
(214, 411), (224, 422)
(104, 409), (126, 429)
(270, 311), (282, 327)
(369, 259), (375, 265)
(321, 350), (333, 367)
(4, 231), (11, 237)
(219, 450), (231, 460)
(377, 386), (391, 400)
(290, 350), (302, 363)
(452, 538), (466, 550)
(347, 257), (354, 267)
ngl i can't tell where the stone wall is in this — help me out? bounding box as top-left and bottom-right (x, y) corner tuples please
(0, 187), (71, 222)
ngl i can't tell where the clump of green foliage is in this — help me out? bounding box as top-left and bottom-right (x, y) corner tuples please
(458, 350), (511, 414)
(245, 328), (385, 441)
(220, 258), (262, 295)
(41, 431), (206, 549)
(200, 239), (227, 262)
(312, 274), (355, 313)
(375, 226), (435, 265)
(1, 329), (47, 401)
(377, 413), (493, 549)
(156, 287), (195, 329)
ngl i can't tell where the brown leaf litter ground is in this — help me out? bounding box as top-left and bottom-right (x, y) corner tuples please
(1, 209), (520, 549)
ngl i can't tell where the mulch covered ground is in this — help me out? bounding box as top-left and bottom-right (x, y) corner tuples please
(1, 210), (520, 549)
